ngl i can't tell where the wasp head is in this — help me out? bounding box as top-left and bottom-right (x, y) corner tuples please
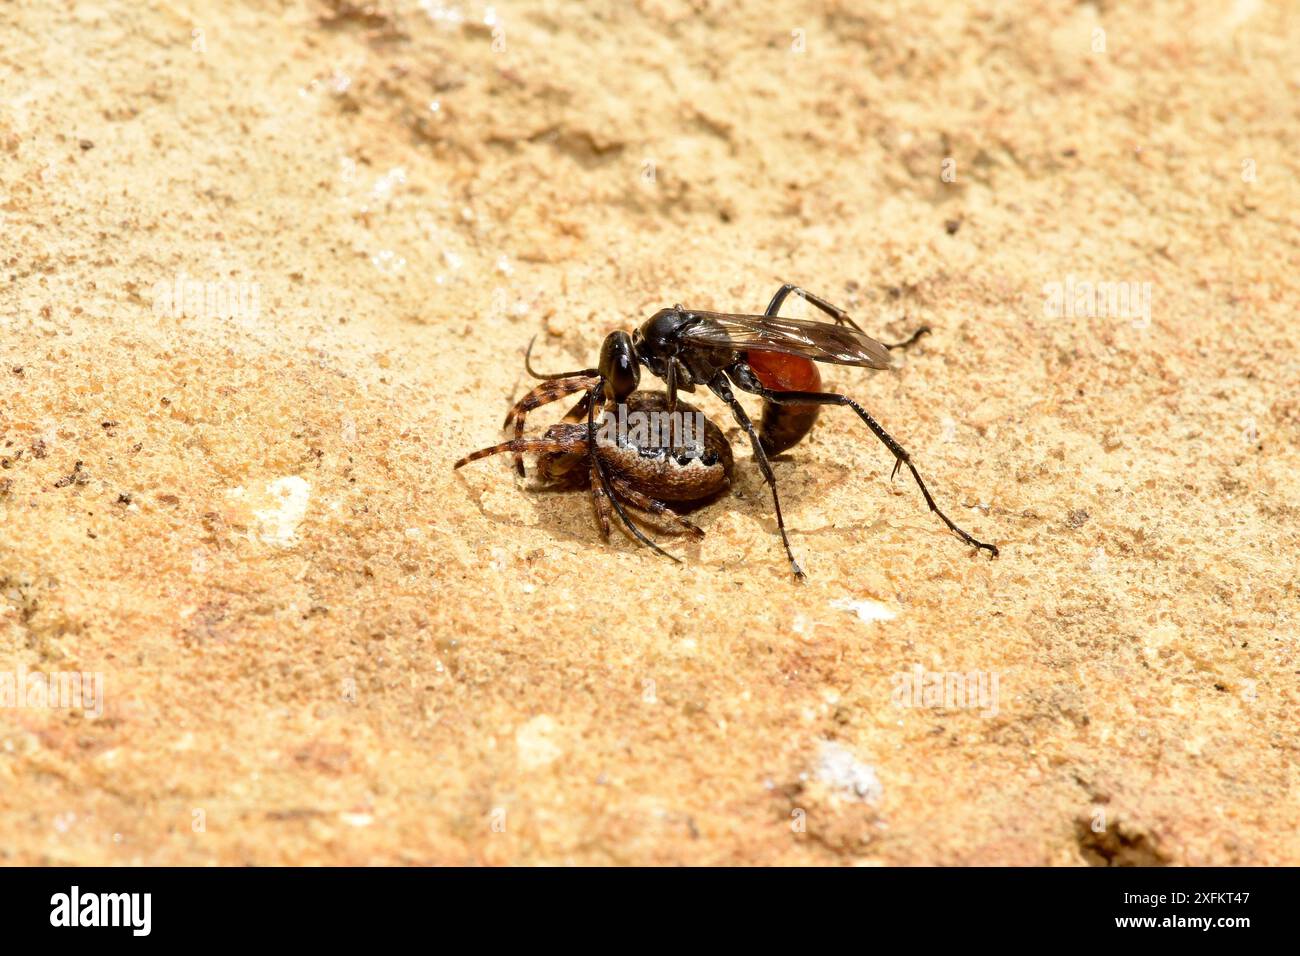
(598, 330), (640, 403)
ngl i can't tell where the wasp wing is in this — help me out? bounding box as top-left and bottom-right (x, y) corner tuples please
(678, 311), (894, 369)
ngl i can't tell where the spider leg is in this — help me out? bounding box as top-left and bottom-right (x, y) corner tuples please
(453, 436), (581, 470)
(558, 391), (595, 425)
(586, 452), (613, 538)
(503, 375), (599, 431)
(503, 373), (600, 475)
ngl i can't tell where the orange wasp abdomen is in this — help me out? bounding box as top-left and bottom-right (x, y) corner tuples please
(745, 350), (822, 456)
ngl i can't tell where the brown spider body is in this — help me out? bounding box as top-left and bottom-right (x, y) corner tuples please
(534, 392), (732, 502)
(455, 391), (732, 545)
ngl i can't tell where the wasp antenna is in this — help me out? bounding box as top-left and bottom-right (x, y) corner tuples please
(523, 335), (594, 381)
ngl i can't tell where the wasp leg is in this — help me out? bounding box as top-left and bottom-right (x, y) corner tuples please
(764, 283), (858, 327)
(707, 374), (805, 580)
(764, 282), (929, 348)
(609, 478), (706, 539)
(585, 386), (680, 563)
(731, 376), (998, 557)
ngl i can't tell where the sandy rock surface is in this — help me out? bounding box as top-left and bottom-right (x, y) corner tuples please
(1, 1), (1296, 864)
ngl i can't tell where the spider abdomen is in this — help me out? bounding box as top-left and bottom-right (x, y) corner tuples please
(538, 391), (732, 504)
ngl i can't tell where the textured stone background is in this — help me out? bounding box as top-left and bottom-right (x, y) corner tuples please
(0, 1), (1295, 864)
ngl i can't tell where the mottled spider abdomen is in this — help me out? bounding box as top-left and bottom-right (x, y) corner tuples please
(538, 391), (731, 504)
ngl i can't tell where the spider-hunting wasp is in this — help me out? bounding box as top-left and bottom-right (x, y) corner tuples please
(463, 283), (999, 579)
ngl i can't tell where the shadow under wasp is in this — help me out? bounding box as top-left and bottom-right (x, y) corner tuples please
(460, 283), (999, 579)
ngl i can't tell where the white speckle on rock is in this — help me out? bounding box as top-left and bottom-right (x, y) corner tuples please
(371, 249), (406, 274)
(829, 597), (897, 624)
(371, 166), (406, 199)
(815, 740), (883, 804)
(251, 476), (311, 547)
(515, 715), (563, 770)
(1228, 0), (1260, 27)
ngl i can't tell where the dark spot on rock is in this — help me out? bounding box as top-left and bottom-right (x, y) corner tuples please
(944, 218), (961, 234)
(1075, 817), (1169, 867)
(1067, 508), (1090, 528)
(54, 460), (88, 488)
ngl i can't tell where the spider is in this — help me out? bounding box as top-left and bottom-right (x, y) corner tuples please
(455, 389), (733, 555)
